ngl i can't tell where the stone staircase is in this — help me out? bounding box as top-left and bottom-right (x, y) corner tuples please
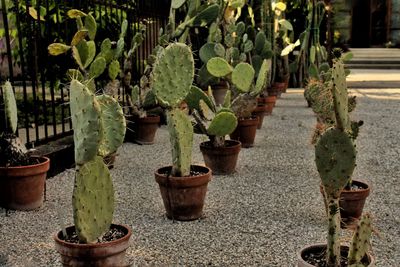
(345, 48), (400, 88)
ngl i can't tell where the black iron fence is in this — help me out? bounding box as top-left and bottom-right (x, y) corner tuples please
(0, 0), (169, 147)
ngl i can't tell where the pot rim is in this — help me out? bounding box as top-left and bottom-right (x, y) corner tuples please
(298, 243), (375, 266)
(53, 223), (132, 248)
(342, 179), (371, 193)
(0, 156), (50, 170)
(155, 165), (212, 179)
(199, 139), (241, 149)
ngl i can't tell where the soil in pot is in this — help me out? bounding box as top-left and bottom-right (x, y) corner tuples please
(298, 243), (373, 267)
(252, 105), (269, 129)
(320, 180), (370, 228)
(230, 117), (259, 148)
(155, 165), (212, 221)
(54, 224), (132, 267)
(200, 140), (241, 175)
(133, 115), (160, 145)
(0, 156), (50, 210)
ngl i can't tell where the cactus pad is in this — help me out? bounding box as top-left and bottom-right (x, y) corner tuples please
(331, 60), (350, 131)
(152, 43), (194, 108)
(69, 79), (102, 165)
(84, 40), (96, 68)
(253, 59), (270, 96)
(3, 81), (18, 133)
(207, 57), (233, 78)
(199, 43), (217, 63)
(89, 56), (107, 79)
(73, 156), (114, 243)
(348, 213), (373, 265)
(315, 127), (356, 198)
(232, 62), (255, 93)
(185, 86), (215, 112)
(167, 109), (193, 177)
(96, 95), (126, 157)
(207, 112), (237, 137)
(199, 99), (214, 121)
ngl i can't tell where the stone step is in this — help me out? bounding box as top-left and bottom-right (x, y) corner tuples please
(346, 63), (400, 69)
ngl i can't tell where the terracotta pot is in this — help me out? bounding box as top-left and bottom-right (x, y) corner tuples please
(230, 117), (259, 148)
(133, 115), (160, 145)
(252, 105), (269, 129)
(155, 165), (212, 221)
(297, 243), (375, 267)
(54, 224), (132, 267)
(199, 140), (241, 175)
(0, 157), (50, 210)
(282, 76), (290, 93)
(320, 180), (371, 228)
(211, 82), (229, 106)
(269, 82), (286, 98)
(258, 96), (276, 114)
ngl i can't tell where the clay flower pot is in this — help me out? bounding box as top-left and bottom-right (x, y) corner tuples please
(230, 117), (259, 148)
(258, 96), (276, 113)
(54, 224), (132, 267)
(320, 180), (371, 227)
(0, 157), (50, 210)
(252, 105), (269, 129)
(297, 243), (375, 267)
(155, 165), (212, 221)
(210, 81), (229, 106)
(133, 115), (160, 145)
(199, 140), (241, 175)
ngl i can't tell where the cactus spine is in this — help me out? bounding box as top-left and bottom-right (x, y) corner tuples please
(151, 43), (195, 177)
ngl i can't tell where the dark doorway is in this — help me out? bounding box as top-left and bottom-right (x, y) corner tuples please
(351, 0), (389, 47)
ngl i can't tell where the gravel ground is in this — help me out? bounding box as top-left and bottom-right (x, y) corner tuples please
(0, 89), (399, 266)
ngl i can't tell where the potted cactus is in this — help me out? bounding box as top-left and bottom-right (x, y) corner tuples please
(0, 81), (50, 210)
(298, 59), (374, 266)
(206, 57), (270, 147)
(152, 43), (212, 221)
(185, 86), (239, 175)
(53, 79), (130, 266)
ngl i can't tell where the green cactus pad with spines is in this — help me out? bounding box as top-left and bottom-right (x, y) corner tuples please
(67, 9), (87, 18)
(208, 112), (237, 137)
(171, 0), (186, 9)
(131, 85), (140, 103)
(84, 13), (97, 40)
(199, 43), (217, 63)
(332, 60), (350, 131)
(192, 4), (219, 27)
(152, 43), (194, 108)
(167, 109), (193, 177)
(98, 38), (113, 63)
(115, 38), (125, 59)
(185, 86), (214, 112)
(3, 81), (18, 133)
(255, 31), (267, 55)
(236, 21), (245, 37)
(232, 62), (255, 93)
(242, 40), (254, 53)
(252, 59), (270, 97)
(348, 213), (373, 265)
(251, 55), (263, 76)
(315, 127), (356, 198)
(108, 60), (120, 80)
(71, 30), (88, 46)
(70, 79), (102, 165)
(89, 57), (106, 79)
(84, 41), (96, 69)
(214, 43), (225, 58)
(96, 95), (126, 157)
(199, 100), (214, 121)
(67, 69), (84, 81)
(207, 57), (233, 78)
(47, 43), (71, 56)
(73, 156), (114, 243)
(223, 90), (231, 108)
(72, 46), (85, 70)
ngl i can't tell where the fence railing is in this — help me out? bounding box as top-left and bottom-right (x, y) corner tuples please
(0, 0), (169, 147)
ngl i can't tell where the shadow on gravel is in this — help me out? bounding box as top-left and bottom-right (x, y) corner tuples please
(0, 254), (12, 267)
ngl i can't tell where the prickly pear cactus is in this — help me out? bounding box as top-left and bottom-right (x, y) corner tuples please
(152, 43), (194, 108)
(96, 95), (126, 157)
(315, 127), (356, 198)
(3, 81), (18, 133)
(207, 112), (237, 137)
(72, 156), (114, 243)
(167, 109), (193, 177)
(232, 62), (255, 93)
(69, 79), (102, 165)
(348, 213), (373, 266)
(252, 59), (270, 97)
(331, 60), (350, 131)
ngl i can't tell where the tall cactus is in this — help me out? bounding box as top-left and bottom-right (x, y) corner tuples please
(69, 79), (125, 243)
(151, 43), (195, 177)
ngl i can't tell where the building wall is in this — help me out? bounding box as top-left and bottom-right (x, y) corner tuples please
(390, 0), (400, 45)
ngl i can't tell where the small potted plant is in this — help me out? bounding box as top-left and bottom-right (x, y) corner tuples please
(53, 79), (130, 266)
(152, 43), (212, 221)
(0, 81), (50, 210)
(298, 58), (374, 266)
(207, 57), (270, 147)
(185, 86), (239, 175)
